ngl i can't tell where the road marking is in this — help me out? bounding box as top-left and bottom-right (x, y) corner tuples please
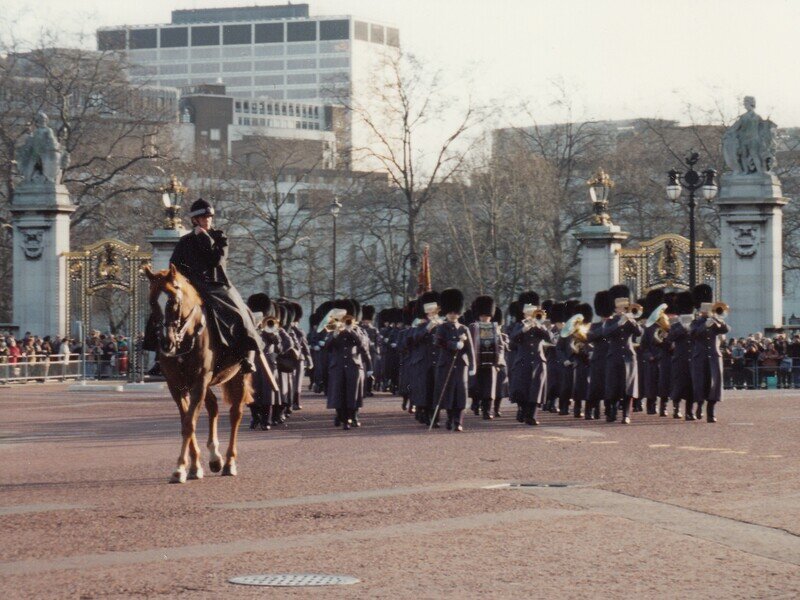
(515, 486), (800, 567)
(648, 444), (671, 448)
(677, 446), (740, 453)
(543, 427), (605, 438)
(543, 436), (581, 443)
(215, 479), (500, 510)
(590, 441), (619, 445)
(0, 503), (87, 516)
(0, 508), (578, 576)
(759, 454), (784, 459)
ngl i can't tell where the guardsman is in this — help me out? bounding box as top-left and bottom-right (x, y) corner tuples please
(556, 301), (578, 416)
(163, 198), (263, 373)
(586, 291), (612, 420)
(570, 302), (593, 418)
(690, 284), (730, 423)
(666, 291), (695, 420)
(659, 293), (678, 417)
(246, 293), (279, 431)
(432, 289), (475, 431)
(492, 305), (509, 418)
(324, 300), (372, 430)
(469, 295), (506, 420)
(602, 285), (642, 424)
(289, 301), (313, 411)
(408, 292), (441, 425)
(509, 292), (549, 426)
(361, 305), (380, 397)
(633, 296), (648, 413)
(640, 289), (666, 415)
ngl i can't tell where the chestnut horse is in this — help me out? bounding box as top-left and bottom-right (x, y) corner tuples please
(144, 264), (252, 483)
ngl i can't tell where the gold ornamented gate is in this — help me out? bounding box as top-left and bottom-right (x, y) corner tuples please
(63, 239), (152, 382)
(618, 233), (721, 299)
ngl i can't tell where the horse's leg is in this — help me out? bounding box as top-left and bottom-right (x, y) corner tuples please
(172, 382), (206, 483)
(221, 374), (249, 476)
(205, 388), (223, 473)
(167, 384), (190, 484)
(187, 423), (203, 481)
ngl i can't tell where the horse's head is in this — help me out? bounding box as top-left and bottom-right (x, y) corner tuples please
(144, 264), (203, 356)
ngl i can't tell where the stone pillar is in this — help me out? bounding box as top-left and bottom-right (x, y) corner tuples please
(147, 227), (188, 272)
(717, 172), (787, 336)
(574, 223), (630, 305)
(11, 182), (76, 337)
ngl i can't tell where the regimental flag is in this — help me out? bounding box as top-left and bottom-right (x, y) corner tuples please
(417, 244), (432, 296)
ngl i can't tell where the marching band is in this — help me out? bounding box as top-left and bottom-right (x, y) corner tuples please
(245, 282), (729, 432)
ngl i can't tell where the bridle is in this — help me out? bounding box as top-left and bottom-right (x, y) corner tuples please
(155, 283), (206, 357)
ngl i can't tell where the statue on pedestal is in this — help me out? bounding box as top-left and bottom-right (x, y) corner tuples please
(722, 96), (777, 174)
(16, 112), (69, 185)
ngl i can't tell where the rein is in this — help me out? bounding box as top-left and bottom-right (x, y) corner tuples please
(157, 300), (206, 359)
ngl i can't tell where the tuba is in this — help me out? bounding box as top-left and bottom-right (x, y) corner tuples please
(317, 308), (347, 333)
(561, 314), (589, 354)
(645, 302), (670, 343)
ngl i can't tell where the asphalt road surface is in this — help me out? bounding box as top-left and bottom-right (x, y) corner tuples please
(1, 383), (799, 598)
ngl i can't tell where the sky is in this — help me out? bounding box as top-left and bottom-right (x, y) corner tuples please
(3, 0), (800, 129)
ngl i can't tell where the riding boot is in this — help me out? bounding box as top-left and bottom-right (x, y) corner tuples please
(260, 405), (271, 430)
(659, 398), (668, 417)
(621, 397), (632, 424)
(240, 351), (257, 374)
(471, 398), (480, 416)
(706, 401), (717, 423)
(695, 400), (704, 421)
(402, 397), (408, 411)
(606, 399), (617, 422)
(352, 409), (361, 427)
(493, 398), (502, 418)
(585, 399), (595, 420)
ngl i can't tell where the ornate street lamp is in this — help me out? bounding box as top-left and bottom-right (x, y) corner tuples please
(330, 196), (342, 299)
(666, 152), (718, 288)
(160, 175), (186, 230)
(587, 168), (614, 225)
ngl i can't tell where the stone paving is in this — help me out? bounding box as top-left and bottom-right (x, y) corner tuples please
(0, 383), (799, 598)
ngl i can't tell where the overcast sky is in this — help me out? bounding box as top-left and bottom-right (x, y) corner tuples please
(3, 0), (799, 127)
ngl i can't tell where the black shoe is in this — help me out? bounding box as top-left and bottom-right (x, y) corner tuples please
(454, 424), (464, 432)
(292, 403), (302, 411)
(673, 408), (683, 419)
(516, 407), (524, 423)
(353, 417), (361, 428)
(334, 416), (341, 427)
(482, 412), (492, 420)
(432, 422), (441, 429)
(525, 417), (539, 426)
(446, 419), (453, 430)
(260, 422), (271, 431)
(343, 421), (351, 430)
(249, 418), (258, 430)
(686, 413), (696, 421)
(494, 410), (502, 418)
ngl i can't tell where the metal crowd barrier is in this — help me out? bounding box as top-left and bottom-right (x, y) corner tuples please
(0, 353), (83, 383)
(722, 359), (799, 389)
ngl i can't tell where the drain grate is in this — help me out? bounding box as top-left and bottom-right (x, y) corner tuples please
(229, 574), (360, 587)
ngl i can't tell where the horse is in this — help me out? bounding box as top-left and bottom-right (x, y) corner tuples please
(144, 264), (252, 484)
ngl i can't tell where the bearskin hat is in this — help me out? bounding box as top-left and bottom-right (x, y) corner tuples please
(333, 299), (351, 315)
(362, 305), (376, 321)
(275, 303), (288, 329)
(594, 290), (613, 318)
(350, 299), (362, 321)
(578, 302), (593, 322)
(565, 299), (581, 319)
(281, 302), (295, 328)
(493, 306), (503, 324)
(608, 284), (631, 301)
(460, 308), (475, 326)
(440, 288), (465, 315)
(189, 198), (214, 218)
(692, 283), (713, 309)
(391, 307), (404, 324)
(542, 299), (555, 314)
(508, 301), (522, 322)
(473, 295), (495, 317)
(550, 301), (566, 324)
(518, 290), (540, 307)
(665, 292), (678, 315)
(417, 290), (441, 318)
(246, 293), (272, 315)
(290, 301), (303, 323)
(644, 289), (666, 318)
(676, 290), (695, 315)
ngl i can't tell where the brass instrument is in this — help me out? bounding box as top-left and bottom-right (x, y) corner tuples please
(522, 309), (547, 329)
(561, 314), (589, 354)
(317, 308), (348, 333)
(645, 303), (670, 343)
(342, 315), (356, 329)
(263, 316), (279, 333)
(628, 303), (644, 319)
(706, 301), (729, 328)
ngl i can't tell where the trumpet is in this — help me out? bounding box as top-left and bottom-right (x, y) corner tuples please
(705, 301), (730, 328)
(645, 303), (670, 343)
(628, 303), (644, 319)
(523, 309), (547, 329)
(342, 315), (356, 329)
(263, 317), (279, 333)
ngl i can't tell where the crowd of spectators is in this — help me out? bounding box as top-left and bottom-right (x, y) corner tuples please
(0, 330), (137, 380)
(722, 332), (800, 389)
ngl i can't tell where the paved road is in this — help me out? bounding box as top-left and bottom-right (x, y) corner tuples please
(1, 383), (799, 598)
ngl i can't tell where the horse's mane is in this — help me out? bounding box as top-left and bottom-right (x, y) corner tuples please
(147, 265), (203, 311)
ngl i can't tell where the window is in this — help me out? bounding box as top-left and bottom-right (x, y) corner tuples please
(287, 58), (315, 70)
(222, 61), (251, 72)
(253, 59), (283, 71)
(254, 44), (283, 56)
(190, 62), (219, 73)
(160, 64), (188, 75)
(192, 26), (219, 46)
(98, 30), (126, 51)
(370, 24), (385, 44)
(130, 29), (157, 49)
(354, 21), (369, 41)
(192, 47), (220, 58)
(254, 74), (284, 86)
(223, 24), (251, 45)
(287, 42), (316, 55)
(255, 22), (284, 43)
(287, 21), (316, 42)
(285, 192), (296, 204)
(320, 57), (349, 69)
(287, 89), (316, 99)
(223, 76), (251, 86)
(320, 19), (349, 41)
(222, 46), (250, 58)
(288, 73), (315, 84)
(160, 27), (188, 48)
(386, 27), (400, 48)
(209, 128), (220, 141)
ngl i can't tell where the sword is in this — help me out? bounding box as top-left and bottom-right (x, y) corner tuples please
(429, 350), (459, 431)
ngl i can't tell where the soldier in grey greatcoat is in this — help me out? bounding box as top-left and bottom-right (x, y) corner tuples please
(408, 292), (441, 425)
(432, 289), (475, 431)
(666, 291), (695, 419)
(586, 291), (612, 420)
(570, 303), (593, 418)
(469, 295), (506, 421)
(658, 293), (677, 417)
(555, 301), (577, 416)
(509, 292), (549, 427)
(492, 305), (509, 418)
(640, 289), (667, 415)
(247, 293), (279, 431)
(289, 302), (313, 411)
(602, 285), (642, 424)
(690, 284), (730, 423)
(360, 305), (380, 397)
(324, 300), (372, 430)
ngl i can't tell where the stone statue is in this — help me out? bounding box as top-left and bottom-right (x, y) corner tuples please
(16, 112), (68, 185)
(722, 96), (777, 174)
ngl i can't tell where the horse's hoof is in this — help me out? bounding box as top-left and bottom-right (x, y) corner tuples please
(188, 466), (204, 480)
(209, 459), (223, 473)
(221, 462), (237, 477)
(170, 467), (188, 484)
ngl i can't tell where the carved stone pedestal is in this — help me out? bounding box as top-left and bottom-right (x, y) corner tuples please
(574, 223), (630, 306)
(717, 172), (787, 335)
(147, 227), (188, 272)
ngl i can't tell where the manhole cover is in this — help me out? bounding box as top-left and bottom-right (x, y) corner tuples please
(229, 574), (360, 587)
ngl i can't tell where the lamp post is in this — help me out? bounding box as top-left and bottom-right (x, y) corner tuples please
(587, 168), (614, 225)
(666, 152), (718, 289)
(160, 175), (186, 230)
(330, 196), (342, 299)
